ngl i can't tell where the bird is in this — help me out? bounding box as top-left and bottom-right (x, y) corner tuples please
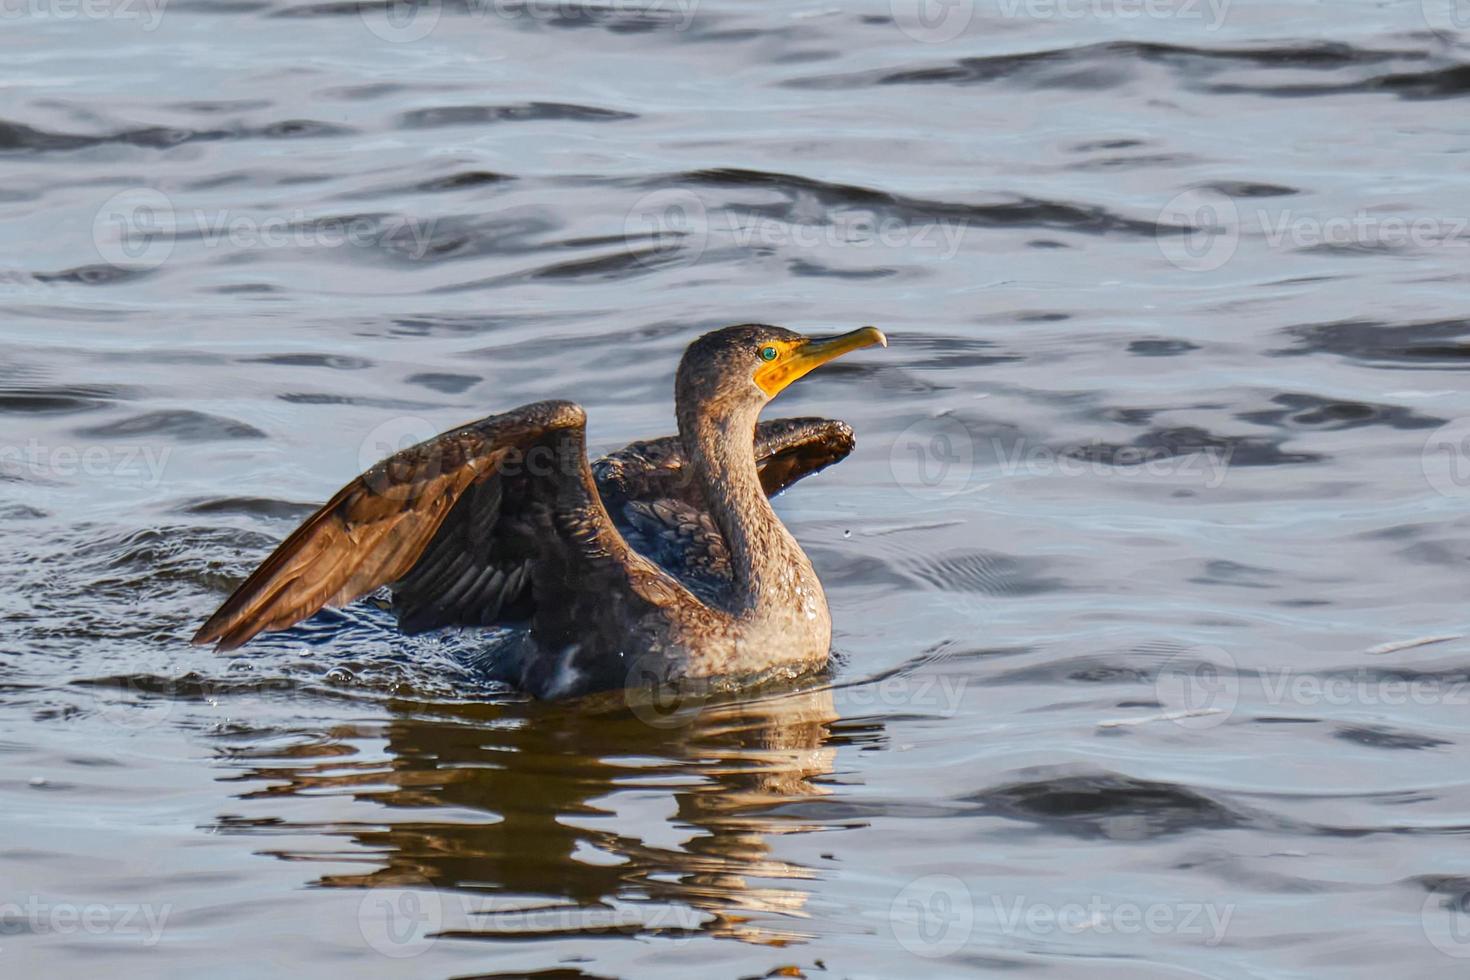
(192, 323), (887, 699)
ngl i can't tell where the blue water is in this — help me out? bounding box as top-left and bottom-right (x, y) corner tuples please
(5, 1), (1470, 976)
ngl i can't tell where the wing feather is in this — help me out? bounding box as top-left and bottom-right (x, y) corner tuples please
(192, 400), (585, 651)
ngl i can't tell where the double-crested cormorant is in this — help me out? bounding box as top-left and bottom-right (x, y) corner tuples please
(193, 324), (887, 698)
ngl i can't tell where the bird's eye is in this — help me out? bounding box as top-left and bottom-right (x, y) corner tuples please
(759, 346), (779, 362)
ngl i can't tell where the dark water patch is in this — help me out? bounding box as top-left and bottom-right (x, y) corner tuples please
(416, 170), (515, 192)
(34, 265), (155, 286)
(1128, 338), (1199, 356)
(0, 385), (129, 415)
(75, 410), (266, 442)
(898, 332), (1023, 369)
(527, 247), (680, 281)
(406, 372), (482, 394)
(1189, 558), (1277, 589)
(969, 770), (1250, 839)
(1239, 393), (1443, 432)
(1101, 407), (1160, 425)
(176, 497), (317, 520)
(279, 0), (696, 32)
(0, 119), (221, 152)
(1333, 725), (1451, 751)
(988, 653), (1153, 686)
(1066, 152), (1195, 172)
(792, 40), (1421, 91)
(1199, 180), (1299, 198)
(398, 103), (636, 129)
(165, 99), (274, 114)
(1276, 318), (1470, 367)
(336, 211), (559, 267)
(1070, 138), (1147, 151)
(1300, 239), (1413, 257)
(788, 259), (897, 279)
(0, 117), (352, 155)
(277, 393), (443, 410)
(684, 167), (1162, 237)
(242, 353), (374, 370)
(1209, 63), (1470, 101)
(214, 283), (283, 294)
(1063, 426), (1322, 467)
(258, 119), (355, 139)
(1395, 538), (1470, 567)
(805, 551), (913, 591)
(903, 550), (1064, 596)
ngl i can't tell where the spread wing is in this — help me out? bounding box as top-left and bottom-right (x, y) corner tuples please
(193, 412), (854, 649)
(592, 417), (854, 597)
(192, 400), (621, 651)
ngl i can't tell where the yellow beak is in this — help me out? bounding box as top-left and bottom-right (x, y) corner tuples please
(754, 326), (888, 397)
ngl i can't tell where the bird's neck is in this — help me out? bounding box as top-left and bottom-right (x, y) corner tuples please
(679, 401), (810, 615)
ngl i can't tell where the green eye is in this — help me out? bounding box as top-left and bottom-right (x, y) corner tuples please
(759, 346), (778, 362)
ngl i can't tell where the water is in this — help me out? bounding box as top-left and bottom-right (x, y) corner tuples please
(5, 0), (1470, 975)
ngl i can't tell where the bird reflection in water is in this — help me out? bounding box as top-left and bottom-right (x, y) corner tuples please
(218, 679), (862, 946)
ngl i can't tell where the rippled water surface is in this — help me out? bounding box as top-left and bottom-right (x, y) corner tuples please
(7, 0), (1470, 976)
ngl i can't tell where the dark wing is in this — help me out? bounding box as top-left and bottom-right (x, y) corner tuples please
(192, 400), (620, 651)
(591, 417), (854, 596)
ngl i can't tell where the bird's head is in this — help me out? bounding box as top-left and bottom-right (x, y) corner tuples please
(675, 323), (887, 428)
